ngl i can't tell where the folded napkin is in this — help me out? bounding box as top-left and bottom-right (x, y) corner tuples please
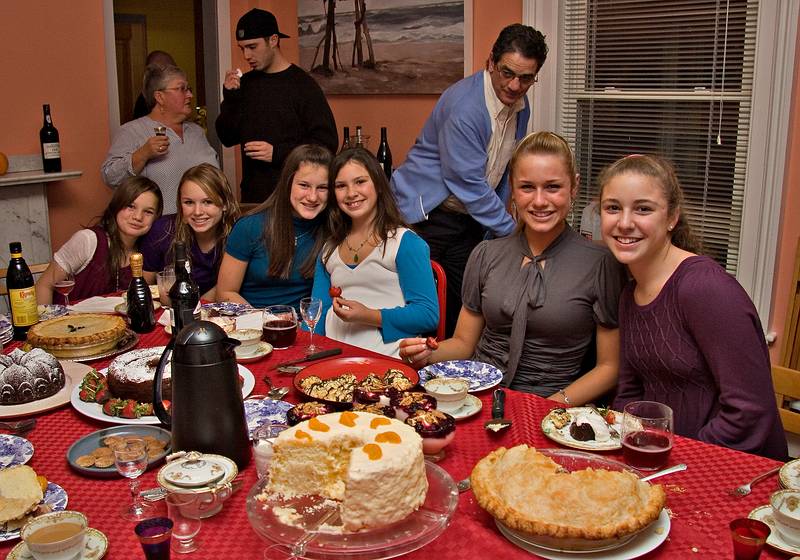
(235, 311), (262, 331)
(68, 296), (125, 314)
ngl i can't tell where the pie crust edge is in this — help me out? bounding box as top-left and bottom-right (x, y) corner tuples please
(27, 313), (127, 348)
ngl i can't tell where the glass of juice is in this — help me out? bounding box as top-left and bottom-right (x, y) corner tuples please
(621, 401), (673, 471)
(261, 306), (298, 349)
(729, 518), (770, 559)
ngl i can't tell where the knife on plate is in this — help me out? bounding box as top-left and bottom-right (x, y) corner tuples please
(269, 348), (342, 370)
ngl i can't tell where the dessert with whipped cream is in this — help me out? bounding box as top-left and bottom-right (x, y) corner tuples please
(263, 411), (428, 532)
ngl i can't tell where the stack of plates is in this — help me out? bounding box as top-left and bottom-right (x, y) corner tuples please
(0, 314), (12, 345)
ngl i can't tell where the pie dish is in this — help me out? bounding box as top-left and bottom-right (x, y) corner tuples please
(470, 445), (665, 550)
(27, 314), (127, 358)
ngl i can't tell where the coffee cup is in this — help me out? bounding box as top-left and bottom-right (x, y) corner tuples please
(21, 510), (87, 560)
(424, 377), (469, 413)
(771, 489), (800, 546)
(230, 329), (261, 357)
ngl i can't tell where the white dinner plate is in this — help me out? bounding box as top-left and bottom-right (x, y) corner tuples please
(541, 406), (623, 451)
(418, 360), (503, 392)
(70, 365), (255, 425)
(496, 508), (670, 559)
(0, 360), (85, 419)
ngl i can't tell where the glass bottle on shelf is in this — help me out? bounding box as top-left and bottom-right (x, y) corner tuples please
(355, 126), (364, 148)
(340, 126), (351, 152)
(40, 104), (62, 173)
(376, 127), (393, 179)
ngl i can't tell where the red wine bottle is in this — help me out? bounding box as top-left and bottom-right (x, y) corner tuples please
(340, 126), (351, 153)
(168, 242), (199, 335)
(39, 104), (62, 173)
(126, 253), (156, 333)
(376, 126), (392, 179)
(7, 242), (39, 340)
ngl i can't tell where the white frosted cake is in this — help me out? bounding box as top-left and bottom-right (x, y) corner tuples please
(107, 346), (171, 403)
(265, 411), (428, 531)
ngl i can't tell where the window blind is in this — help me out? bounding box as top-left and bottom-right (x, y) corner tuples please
(560, 0), (757, 272)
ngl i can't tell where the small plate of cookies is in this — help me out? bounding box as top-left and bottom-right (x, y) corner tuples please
(66, 425), (171, 478)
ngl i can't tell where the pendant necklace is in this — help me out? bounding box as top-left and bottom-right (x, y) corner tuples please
(345, 234), (372, 263)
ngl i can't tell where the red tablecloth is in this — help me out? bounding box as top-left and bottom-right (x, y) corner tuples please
(0, 324), (788, 559)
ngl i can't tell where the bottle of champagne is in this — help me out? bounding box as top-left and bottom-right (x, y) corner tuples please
(376, 126), (393, 179)
(340, 126), (352, 152)
(168, 242), (199, 335)
(355, 126), (364, 148)
(126, 253), (156, 333)
(7, 242), (39, 341)
(39, 104), (62, 173)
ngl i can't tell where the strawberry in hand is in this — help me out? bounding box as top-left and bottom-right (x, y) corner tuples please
(329, 285), (342, 298)
(426, 336), (439, 350)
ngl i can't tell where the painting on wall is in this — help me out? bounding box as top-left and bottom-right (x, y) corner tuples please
(298, 0), (465, 95)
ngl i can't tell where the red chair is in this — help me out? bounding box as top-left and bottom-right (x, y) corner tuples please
(430, 260), (447, 341)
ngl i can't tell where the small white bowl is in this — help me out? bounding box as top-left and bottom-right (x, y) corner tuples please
(423, 377), (469, 413)
(771, 489), (800, 546)
(230, 329), (262, 356)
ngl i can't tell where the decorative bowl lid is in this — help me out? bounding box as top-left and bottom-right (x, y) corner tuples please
(157, 452), (237, 490)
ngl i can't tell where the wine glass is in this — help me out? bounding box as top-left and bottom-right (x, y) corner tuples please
(113, 438), (154, 520)
(299, 297), (322, 354)
(165, 493), (202, 553)
(53, 272), (75, 307)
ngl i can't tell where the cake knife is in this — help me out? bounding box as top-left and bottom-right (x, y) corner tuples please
(484, 389), (512, 432)
(270, 347), (342, 370)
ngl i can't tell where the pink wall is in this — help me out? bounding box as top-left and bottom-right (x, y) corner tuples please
(0, 3), (112, 251)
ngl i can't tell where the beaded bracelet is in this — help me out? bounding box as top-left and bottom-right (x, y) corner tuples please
(558, 389), (571, 405)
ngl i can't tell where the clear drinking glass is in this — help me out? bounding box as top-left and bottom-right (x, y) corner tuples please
(114, 437), (154, 520)
(53, 272), (75, 307)
(253, 423), (289, 478)
(166, 493), (201, 554)
(621, 401), (674, 471)
(157, 266), (176, 308)
(299, 297), (323, 354)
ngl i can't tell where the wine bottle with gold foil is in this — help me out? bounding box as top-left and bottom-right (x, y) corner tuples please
(127, 253), (156, 333)
(7, 242), (39, 340)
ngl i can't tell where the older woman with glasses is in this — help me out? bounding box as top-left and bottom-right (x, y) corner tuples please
(102, 64), (218, 214)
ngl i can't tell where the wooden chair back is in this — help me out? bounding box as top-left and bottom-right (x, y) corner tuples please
(772, 365), (800, 435)
(781, 237), (800, 369)
(0, 263), (50, 297)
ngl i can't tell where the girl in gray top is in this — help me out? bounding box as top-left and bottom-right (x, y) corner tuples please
(400, 132), (626, 404)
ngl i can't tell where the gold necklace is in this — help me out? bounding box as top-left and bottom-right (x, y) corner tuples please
(345, 234), (372, 263)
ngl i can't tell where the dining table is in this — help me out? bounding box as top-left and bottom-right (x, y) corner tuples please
(0, 313), (792, 559)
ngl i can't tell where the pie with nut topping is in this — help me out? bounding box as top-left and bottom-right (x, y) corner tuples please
(470, 445), (665, 545)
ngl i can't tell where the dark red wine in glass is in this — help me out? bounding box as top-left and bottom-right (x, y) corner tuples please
(262, 319), (297, 349)
(621, 430), (672, 470)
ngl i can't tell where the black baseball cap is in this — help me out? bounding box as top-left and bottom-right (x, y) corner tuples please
(236, 9), (290, 40)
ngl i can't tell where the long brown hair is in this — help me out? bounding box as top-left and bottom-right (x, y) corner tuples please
(172, 163), (240, 271)
(323, 148), (407, 263)
(249, 144), (333, 279)
(598, 154), (703, 254)
(98, 176), (163, 279)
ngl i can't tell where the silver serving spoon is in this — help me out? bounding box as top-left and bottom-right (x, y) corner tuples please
(263, 377), (290, 400)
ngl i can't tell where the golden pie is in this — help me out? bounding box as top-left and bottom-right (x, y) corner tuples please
(470, 445), (665, 545)
(27, 313), (127, 358)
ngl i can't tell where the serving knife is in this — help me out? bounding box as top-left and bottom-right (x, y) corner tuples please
(270, 347), (342, 371)
(484, 389), (512, 432)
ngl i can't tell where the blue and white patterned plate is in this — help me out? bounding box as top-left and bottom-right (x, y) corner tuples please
(38, 304), (69, 321)
(418, 360), (504, 392)
(244, 399), (294, 439)
(0, 314), (11, 335)
(0, 482), (68, 542)
(0, 435), (34, 468)
(202, 302), (255, 317)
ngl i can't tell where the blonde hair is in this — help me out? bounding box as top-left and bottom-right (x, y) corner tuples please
(598, 155), (702, 254)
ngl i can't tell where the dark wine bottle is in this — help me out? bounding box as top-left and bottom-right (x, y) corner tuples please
(39, 104), (62, 173)
(376, 126), (392, 179)
(168, 242), (199, 335)
(126, 253), (156, 333)
(7, 242), (39, 341)
(355, 126), (364, 148)
(340, 126), (351, 152)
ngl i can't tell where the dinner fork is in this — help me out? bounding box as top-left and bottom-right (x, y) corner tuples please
(0, 418), (36, 435)
(729, 465), (782, 497)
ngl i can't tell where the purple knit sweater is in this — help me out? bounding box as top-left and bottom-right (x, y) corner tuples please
(613, 256), (787, 460)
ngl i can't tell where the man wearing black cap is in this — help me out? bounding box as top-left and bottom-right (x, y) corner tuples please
(216, 8), (338, 202)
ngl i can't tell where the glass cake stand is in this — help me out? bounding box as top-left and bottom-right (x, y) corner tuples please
(246, 462), (458, 559)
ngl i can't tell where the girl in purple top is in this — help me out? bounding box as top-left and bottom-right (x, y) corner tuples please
(599, 155), (787, 459)
(140, 164), (240, 299)
(36, 176), (163, 304)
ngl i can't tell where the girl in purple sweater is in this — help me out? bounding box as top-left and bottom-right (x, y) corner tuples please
(599, 154), (787, 459)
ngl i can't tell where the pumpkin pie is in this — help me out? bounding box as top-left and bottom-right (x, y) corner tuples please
(470, 445), (665, 546)
(27, 313), (127, 358)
